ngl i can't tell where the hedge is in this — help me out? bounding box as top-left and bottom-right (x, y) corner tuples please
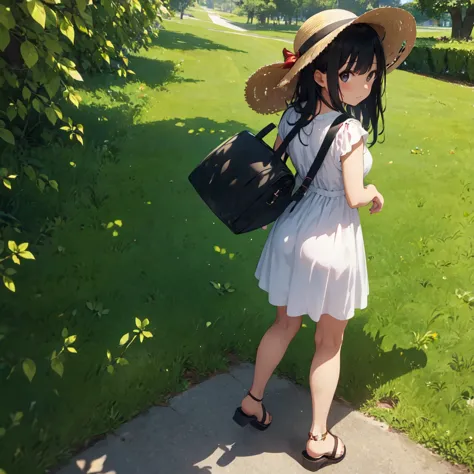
(400, 39), (474, 83)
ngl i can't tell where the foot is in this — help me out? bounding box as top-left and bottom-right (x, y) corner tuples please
(241, 394), (272, 425)
(306, 431), (345, 459)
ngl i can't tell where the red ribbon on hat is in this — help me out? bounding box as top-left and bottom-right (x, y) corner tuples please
(282, 48), (300, 69)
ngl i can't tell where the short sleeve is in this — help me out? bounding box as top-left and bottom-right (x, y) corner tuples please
(277, 107), (295, 141)
(333, 119), (369, 170)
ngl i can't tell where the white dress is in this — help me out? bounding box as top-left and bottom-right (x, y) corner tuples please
(255, 108), (373, 322)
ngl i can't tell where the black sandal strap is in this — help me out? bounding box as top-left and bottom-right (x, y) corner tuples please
(260, 403), (267, 424)
(247, 391), (263, 403)
(330, 433), (339, 459)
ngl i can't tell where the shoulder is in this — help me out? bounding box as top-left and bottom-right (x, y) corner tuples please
(335, 117), (369, 156)
(278, 105), (300, 139)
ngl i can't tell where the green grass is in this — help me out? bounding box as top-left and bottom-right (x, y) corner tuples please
(1, 14), (474, 474)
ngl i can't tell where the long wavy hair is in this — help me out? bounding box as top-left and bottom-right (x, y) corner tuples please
(284, 23), (387, 148)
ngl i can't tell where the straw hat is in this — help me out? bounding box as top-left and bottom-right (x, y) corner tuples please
(245, 8), (416, 114)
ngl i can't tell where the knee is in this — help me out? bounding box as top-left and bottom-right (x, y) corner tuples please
(273, 313), (302, 337)
(315, 323), (345, 353)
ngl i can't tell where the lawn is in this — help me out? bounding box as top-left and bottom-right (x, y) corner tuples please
(210, 9), (468, 40)
(1, 12), (474, 474)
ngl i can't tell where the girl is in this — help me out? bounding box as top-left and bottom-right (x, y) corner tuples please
(234, 7), (416, 472)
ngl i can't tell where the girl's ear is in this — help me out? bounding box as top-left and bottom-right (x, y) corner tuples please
(314, 70), (327, 88)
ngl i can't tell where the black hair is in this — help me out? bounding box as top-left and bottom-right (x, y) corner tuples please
(286, 23), (386, 148)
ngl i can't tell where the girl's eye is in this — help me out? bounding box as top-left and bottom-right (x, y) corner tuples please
(339, 72), (351, 83)
(367, 71), (376, 82)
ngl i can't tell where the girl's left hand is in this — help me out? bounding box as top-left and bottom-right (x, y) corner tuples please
(369, 192), (384, 214)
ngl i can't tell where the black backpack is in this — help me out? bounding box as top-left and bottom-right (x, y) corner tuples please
(188, 113), (349, 234)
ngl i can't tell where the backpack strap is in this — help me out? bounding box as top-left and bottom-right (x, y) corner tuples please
(291, 113), (351, 205)
(273, 115), (312, 162)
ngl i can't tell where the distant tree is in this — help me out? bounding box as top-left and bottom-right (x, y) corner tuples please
(169, 0), (194, 19)
(401, 1), (432, 23)
(418, 0), (474, 39)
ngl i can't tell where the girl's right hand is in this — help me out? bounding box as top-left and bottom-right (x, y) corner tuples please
(369, 187), (384, 214)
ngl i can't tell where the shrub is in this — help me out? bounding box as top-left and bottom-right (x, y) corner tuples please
(402, 40), (473, 83)
(0, 0), (168, 149)
(429, 48), (447, 75)
(467, 52), (474, 82)
(446, 48), (467, 78)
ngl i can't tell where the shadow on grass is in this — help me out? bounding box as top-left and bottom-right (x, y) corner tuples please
(80, 56), (202, 93)
(154, 29), (247, 53)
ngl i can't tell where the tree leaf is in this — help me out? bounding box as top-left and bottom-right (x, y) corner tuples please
(74, 14), (88, 33)
(76, 0), (87, 13)
(206, 321), (212, 328)
(12, 255), (20, 265)
(213, 246), (221, 253)
(106, 222), (114, 229)
(69, 94), (79, 108)
(45, 107), (57, 125)
(142, 318), (150, 327)
(0, 128), (15, 145)
(67, 68), (83, 82)
(76, 135), (83, 146)
(119, 333), (129, 346)
(86, 301), (94, 310)
(32, 98), (43, 113)
(52, 104), (63, 120)
(49, 180), (59, 191)
(19, 251), (35, 260)
(51, 358), (64, 377)
(106, 350), (112, 361)
(8, 241), (17, 253)
(45, 76), (60, 99)
(114, 219), (123, 227)
(61, 327), (68, 338)
(3, 179), (11, 190)
(23, 165), (36, 181)
(12, 412), (23, 423)
(0, 25), (10, 52)
(60, 18), (74, 44)
(44, 4), (57, 26)
(139, 333), (144, 343)
(0, 5), (16, 29)
(117, 357), (129, 366)
(22, 359), (36, 382)
(6, 105), (16, 122)
(4, 268), (16, 276)
(27, 0), (46, 29)
(112, 230), (118, 237)
(44, 36), (62, 54)
(20, 41), (39, 68)
(65, 335), (76, 345)
(142, 331), (153, 338)
(18, 243), (29, 252)
(107, 365), (114, 374)
(135, 317), (142, 329)
(67, 347), (77, 353)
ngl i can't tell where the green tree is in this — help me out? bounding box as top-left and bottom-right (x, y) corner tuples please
(401, 1), (431, 23)
(169, 0), (194, 19)
(418, 0), (474, 39)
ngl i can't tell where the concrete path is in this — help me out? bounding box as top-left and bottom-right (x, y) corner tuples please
(56, 364), (464, 474)
(208, 13), (247, 32)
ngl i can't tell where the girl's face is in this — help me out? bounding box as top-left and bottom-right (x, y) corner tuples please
(338, 57), (378, 106)
(314, 56), (378, 107)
